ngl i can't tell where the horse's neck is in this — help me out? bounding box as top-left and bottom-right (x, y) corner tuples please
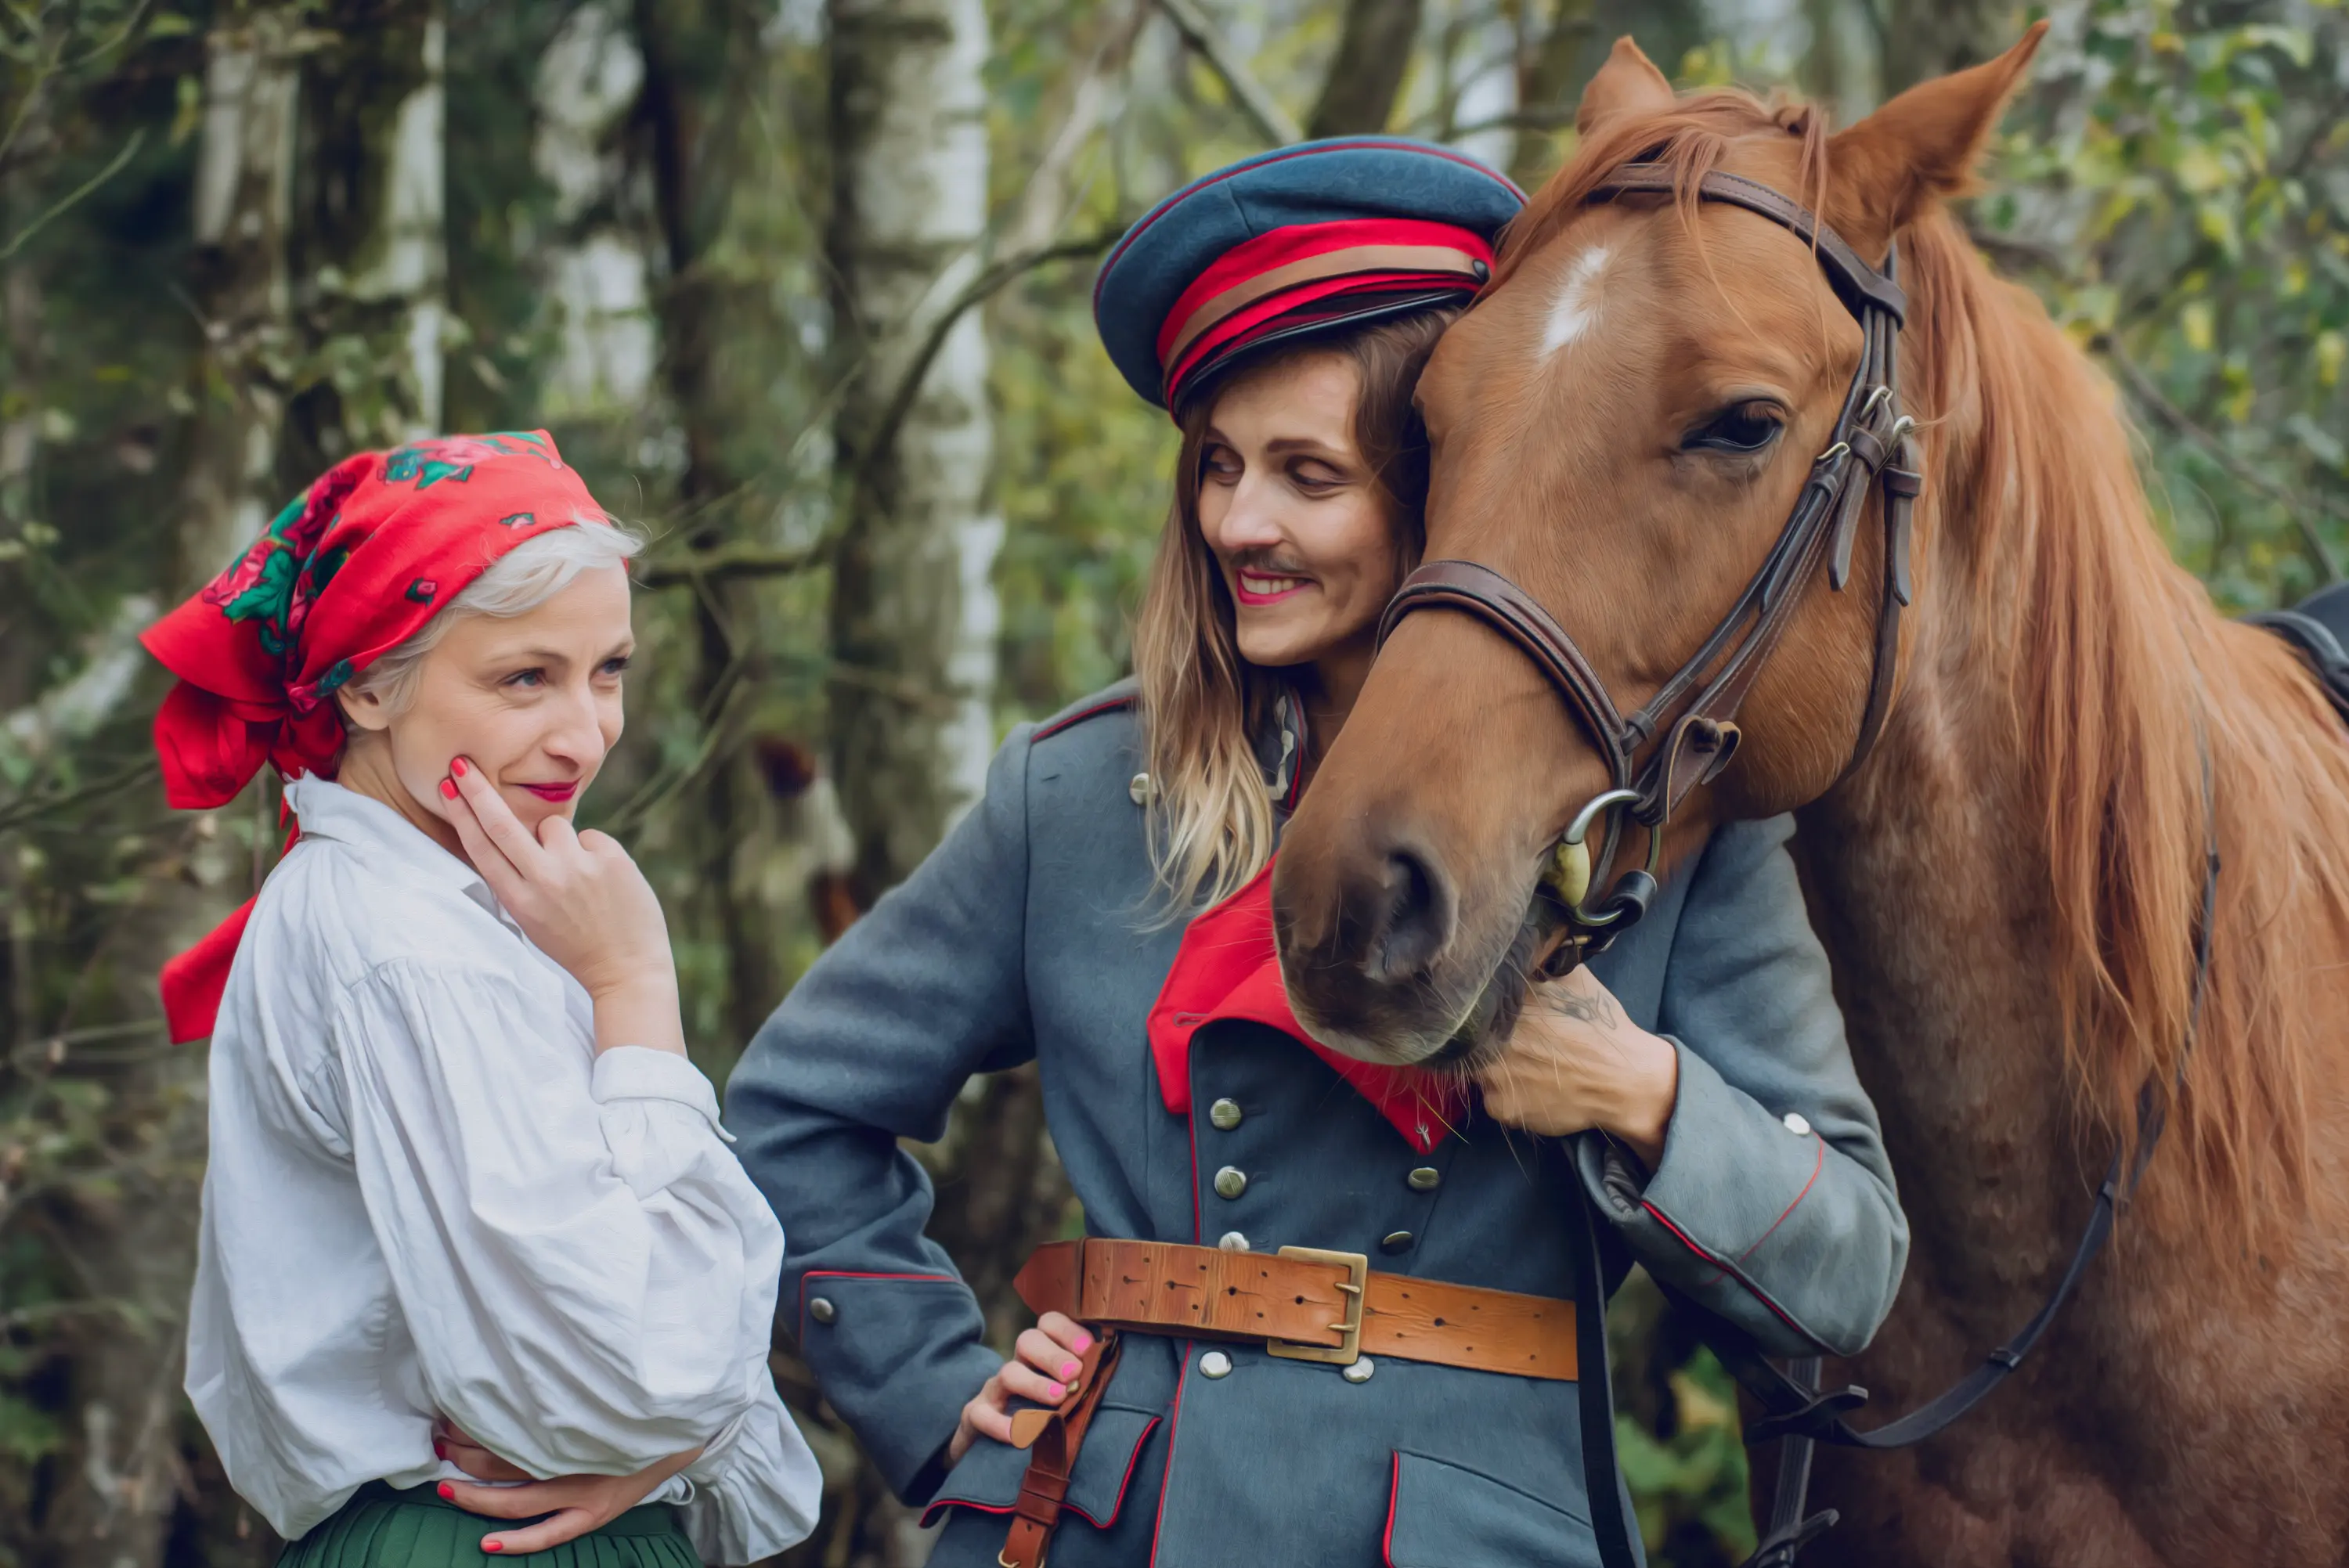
(1790, 615), (2105, 1330)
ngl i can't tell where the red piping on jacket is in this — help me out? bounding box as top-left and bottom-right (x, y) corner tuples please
(1709, 1137), (1825, 1286)
(1033, 694), (1134, 741)
(918, 1415), (1163, 1532)
(1638, 1201), (1829, 1351)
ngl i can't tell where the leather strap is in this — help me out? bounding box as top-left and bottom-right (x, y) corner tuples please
(1588, 166), (1909, 324)
(999, 1330), (1123, 1568)
(1564, 1173), (1640, 1568)
(1013, 1238), (1579, 1381)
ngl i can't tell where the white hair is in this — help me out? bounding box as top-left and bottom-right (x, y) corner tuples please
(347, 518), (643, 716)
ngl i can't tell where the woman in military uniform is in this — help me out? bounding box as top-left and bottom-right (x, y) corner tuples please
(723, 139), (1909, 1568)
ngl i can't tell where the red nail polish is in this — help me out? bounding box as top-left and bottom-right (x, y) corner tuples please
(485, 1542), (503, 1554)
(437, 1482), (454, 1501)
(450, 757), (467, 777)
(433, 1440), (446, 1459)
(439, 779), (457, 800)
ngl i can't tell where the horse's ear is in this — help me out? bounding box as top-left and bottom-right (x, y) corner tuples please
(1575, 38), (1675, 135)
(1824, 20), (2048, 256)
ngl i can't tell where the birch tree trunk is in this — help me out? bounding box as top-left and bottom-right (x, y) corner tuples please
(786, 4), (1009, 1560)
(283, 0), (446, 475)
(825, 0), (1001, 904)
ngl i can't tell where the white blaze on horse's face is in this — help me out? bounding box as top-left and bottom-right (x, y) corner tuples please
(1537, 244), (1611, 359)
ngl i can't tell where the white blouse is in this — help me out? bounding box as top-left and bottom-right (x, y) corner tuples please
(186, 777), (821, 1563)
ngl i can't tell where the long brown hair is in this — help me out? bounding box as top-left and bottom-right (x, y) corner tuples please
(1131, 307), (1456, 914)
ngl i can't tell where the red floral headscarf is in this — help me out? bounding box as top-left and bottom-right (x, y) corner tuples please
(141, 430), (612, 1042)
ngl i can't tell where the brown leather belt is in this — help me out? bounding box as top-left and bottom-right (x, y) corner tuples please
(1012, 1237), (1578, 1380)
(994, 1240), (1578, 1566)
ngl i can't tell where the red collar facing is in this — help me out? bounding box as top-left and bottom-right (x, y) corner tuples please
(1146, 860), (1470, 1156)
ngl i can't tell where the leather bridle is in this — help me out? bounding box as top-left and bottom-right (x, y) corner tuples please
(1376, 164), (1923, 959)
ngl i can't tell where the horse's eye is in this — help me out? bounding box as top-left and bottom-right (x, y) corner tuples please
(1686, 402), (1784, 454)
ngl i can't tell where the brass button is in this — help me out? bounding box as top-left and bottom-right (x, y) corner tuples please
(1783, 1112), (1813, 1137)
(1209, 1098), (1243, 1131)
(808, 1296), (837, 1325)
(1380, 1231), (1413, 1254)
(1342, 1356), (1376, 1384)
(1407, 1166), (1441, 1191)
(1129, 772), (1156, 806)
(1199, 1350), (1232, 1379)
(1218, 1231), (1250, 1252)
(1213, 1166), (1248, 1200)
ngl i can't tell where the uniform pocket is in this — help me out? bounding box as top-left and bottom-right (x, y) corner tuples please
(1381, 1449), (1602, 1568)
(922, 1406), (1162, 1530)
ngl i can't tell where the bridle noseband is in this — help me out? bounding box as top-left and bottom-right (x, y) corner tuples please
(1376, 165), (1923, 965)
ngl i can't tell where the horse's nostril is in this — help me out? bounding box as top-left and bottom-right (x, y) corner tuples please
(1367, 843), (1455, 985)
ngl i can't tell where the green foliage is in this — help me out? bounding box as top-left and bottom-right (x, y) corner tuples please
(1988, 0), (2349, 606)
(1615, 1350), (1760, 1564)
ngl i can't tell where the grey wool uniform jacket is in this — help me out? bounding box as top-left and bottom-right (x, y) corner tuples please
(724, 683), (1907, 1568)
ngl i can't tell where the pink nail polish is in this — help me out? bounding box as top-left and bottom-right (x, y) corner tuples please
(485, 1542), (503, 1554)
(450, 757), (468, 778)
(433, 1440), (447, 1459)
(436, 1482), (454, 1501)
(438, 779), (457, 800)
(1073, 1332), (1092, 1352)
(1046, 1382), (1064, 1400)
(1059, 1359), (1081, 1379)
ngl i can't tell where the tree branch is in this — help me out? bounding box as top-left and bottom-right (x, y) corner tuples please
(633, 538), (825, 589)
(1152, 0), (1302, 146)
(0, 755), (158, 837)
(848, 228), (1128, 495)
(2101, 340), (2346, 586)
(0, 125), (143, 263)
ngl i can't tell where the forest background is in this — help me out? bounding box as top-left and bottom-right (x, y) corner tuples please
(2, 0), (2342, 1563)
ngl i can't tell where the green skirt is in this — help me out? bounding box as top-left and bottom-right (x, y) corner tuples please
(279, 1480), (699, 1567)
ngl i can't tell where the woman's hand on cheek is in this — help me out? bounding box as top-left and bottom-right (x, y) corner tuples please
(1474, 966), (1679, 1171)
(440, 757), (685, 1058)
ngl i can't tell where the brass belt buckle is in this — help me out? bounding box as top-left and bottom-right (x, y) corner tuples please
(1265, 1246), (1368, 1364)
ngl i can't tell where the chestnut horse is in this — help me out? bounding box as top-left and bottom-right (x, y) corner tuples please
(1272, 27), (2349, 1567)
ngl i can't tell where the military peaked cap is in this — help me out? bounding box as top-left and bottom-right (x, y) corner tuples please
(1095, 137), (1526, 411)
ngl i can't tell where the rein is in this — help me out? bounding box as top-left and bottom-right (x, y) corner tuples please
(1377, 164), (1922, 964)
(1374, 164), (2228, 1568)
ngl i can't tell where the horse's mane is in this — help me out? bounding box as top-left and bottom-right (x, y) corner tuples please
(1508, 88), (2349, 1238)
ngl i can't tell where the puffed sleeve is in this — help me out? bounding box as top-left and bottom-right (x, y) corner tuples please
(724, 724), (1039, 1503)
(333, 958), (821, 1548)
(678, 1399), (823, 1565)
(1577, 815), (1908, 1357)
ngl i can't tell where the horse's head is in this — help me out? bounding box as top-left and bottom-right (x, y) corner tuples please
(1274, 27), (2045, 1065)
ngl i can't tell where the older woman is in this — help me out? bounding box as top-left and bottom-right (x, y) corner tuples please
(722, 139), (1908, 1567)
(149, 434), (820, 1565)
